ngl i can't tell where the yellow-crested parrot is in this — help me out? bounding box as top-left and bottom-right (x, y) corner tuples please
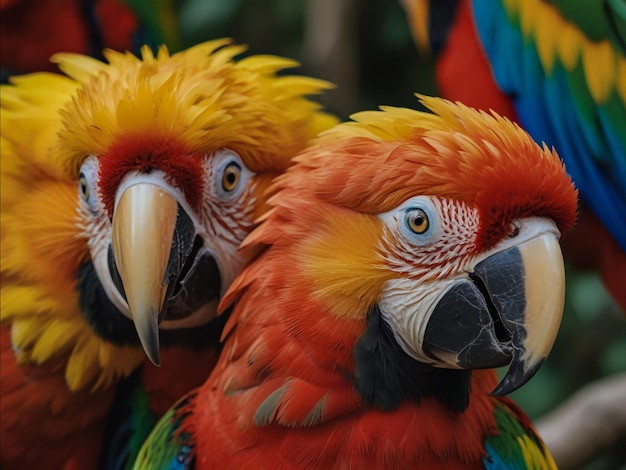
(401, 0), (626, 311)
(135, 96), (578, 469)
(0, 40), (337, 469)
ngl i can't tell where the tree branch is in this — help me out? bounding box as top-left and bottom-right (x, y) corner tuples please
(536, 373), (626, 469)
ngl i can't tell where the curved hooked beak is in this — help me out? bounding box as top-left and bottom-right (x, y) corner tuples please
(422, 227), (565, 396)
(112, 184), (179, 366)
(110, 180), (223, 366)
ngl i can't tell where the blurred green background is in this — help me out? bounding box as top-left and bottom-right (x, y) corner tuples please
(161, 1), (626, 468)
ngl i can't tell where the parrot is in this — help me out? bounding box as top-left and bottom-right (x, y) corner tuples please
(400, 0), (626, 311)
(134, 95), (578, 469)
(0, 39), (337, 469)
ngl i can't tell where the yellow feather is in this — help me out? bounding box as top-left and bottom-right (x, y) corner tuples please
(237, 55), (300, 74)
(506, 0), (623, 106)
(582, 40), (616, 104)
(518, 434), (558, 470)
(316, 96), (542, 185)
(31, 321), (82, 364)
(1, 39), (338, 392)
(66, 335), (102, 390)
(534, 6), (560, 74)
(51, 53), (108, 83)
(1, 285), (60, 321)
(518, 0), (539, 40)
(301, 209), (393, 320)
(556, 22), (584, 71)
(11, 321), (48, 360)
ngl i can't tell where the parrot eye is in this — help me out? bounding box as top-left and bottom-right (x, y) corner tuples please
(77, 155), (100, 211)
(79, 173), (90, 201)
(378, 196), (440, 247)
(222, 162), (242, 192)
(210, 149), (254, 201)
(405, 208), (430, 234)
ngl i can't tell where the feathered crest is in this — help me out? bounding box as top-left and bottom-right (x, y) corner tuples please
(269, 95), (577, 249)
(0, 39), (336, 391)
(55, 39), (336, 176)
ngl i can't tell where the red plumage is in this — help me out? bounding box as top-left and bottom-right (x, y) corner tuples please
(435, 0), (517, 121)
(0, 328), (114, 470)
(137, 99), (574, 468)
(99, 135), (205, 215)
(0, 0), (137, 74)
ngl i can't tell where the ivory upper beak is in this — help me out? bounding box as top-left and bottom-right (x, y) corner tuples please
(112, 183), (179, 366)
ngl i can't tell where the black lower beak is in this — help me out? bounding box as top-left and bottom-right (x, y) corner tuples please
(110, 183), (221, 365)
(423, 232), (565, 395)
(160, 220), (221, 322)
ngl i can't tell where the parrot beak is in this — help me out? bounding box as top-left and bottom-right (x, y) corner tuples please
(422, 223), (565, 395)
(112, 184), (179, 366)
(111, 179), (223, 366)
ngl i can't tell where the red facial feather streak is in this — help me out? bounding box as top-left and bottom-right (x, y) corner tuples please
(99, 134), (205, 216)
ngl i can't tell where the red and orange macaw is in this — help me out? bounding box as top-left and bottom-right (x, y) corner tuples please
(136, 96), (577, 469)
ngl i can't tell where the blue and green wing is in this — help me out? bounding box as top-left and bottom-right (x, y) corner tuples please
(473, 0), (626, 250)
(132, 392), (197, 470)
(99, 372), (157, 470)
(484, 401), (556, 470)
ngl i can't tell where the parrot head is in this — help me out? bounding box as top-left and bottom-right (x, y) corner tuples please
(61, 41), (336, 365)
(0, 39), (336, 388)
(224, 96), (578, 403)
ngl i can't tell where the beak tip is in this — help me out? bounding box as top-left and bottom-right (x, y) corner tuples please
(490, 356), (545, 397)
(144, 341), (162, 367)
(133, 311), (162, 367)
(149, 357), (162, 367)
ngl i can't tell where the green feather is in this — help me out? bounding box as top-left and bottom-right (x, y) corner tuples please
(547, 0), (626, 55)
(133, 392), (196, 470)
(484, 403), (556, 470)
(121, 0), (182, 52)
(123, 384), (157, 470)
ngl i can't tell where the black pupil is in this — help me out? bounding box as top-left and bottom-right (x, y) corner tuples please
(414, 213), (424, 226)
(224, 163), (240, 188)
(226, 171), (236, 185)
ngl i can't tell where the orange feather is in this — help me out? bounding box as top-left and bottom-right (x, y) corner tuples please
(138, 98), (574, 468)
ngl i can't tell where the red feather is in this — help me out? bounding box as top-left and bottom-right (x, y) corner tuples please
(0, 0), (137, 74)
(99, 134), (204, 215)
(140, 347), (219, 417)
(436, 0), (517, 121)
(0, 327), (114, 470)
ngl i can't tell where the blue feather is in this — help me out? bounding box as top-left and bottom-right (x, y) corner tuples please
(473, 0), (626, 250)
(484, 443), (524, 470)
